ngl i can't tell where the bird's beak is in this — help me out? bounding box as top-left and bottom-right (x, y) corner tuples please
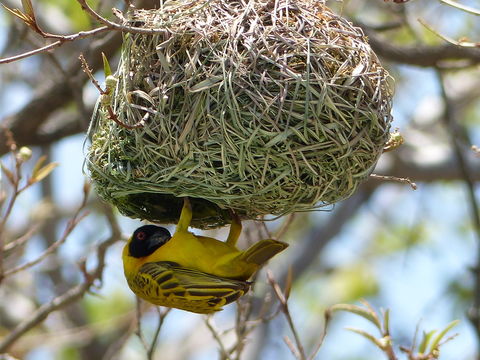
(146, 230), (171, 252)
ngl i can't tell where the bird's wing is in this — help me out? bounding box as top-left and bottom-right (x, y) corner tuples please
(130, 261), (251, 314)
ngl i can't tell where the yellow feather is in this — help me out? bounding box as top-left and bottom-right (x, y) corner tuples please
(122, 198), (288, 313)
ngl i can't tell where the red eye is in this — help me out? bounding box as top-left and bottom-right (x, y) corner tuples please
(137, 231), (146, 241)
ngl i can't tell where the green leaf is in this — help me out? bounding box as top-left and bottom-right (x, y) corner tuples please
(284, 266), (293, 300)
(264, 129), (294, 148)
(32, 155), (46, 177)
(30, 161), (59, 184)
(102, 52), (112, 77)
(329, 303), (382, 330)
(429, 320), (460, 352)
(346, 327), (386, 350)
(189, 76), (223, 92)
(21, 0), (34, 18)
(383, 309), (390, 335)
(1, 162), (16, 185)
(418, 330), (436, 354)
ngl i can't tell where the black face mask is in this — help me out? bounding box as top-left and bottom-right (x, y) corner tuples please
(129, 225), (172, 258)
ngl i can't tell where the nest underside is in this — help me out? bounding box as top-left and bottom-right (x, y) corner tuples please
(87, 0), (393, 228)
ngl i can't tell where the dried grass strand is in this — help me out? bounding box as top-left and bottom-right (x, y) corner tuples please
(86, 0), (393, 228)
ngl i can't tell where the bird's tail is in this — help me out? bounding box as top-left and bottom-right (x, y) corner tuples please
(240, 239), (289, 266)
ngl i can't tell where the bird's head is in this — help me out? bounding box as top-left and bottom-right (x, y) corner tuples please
(127, 225), (172, 258)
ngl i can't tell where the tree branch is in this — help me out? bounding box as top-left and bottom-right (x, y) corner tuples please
(0, 26), (110, 64)
(0, 0), (161, 156)
(0, 206), (121, 353)
(0, 30), (121, 155)
(436, 71), (480, 346)
(357, 22), (480, 67)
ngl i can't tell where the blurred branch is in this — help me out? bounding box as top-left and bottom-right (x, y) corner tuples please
(103, 299), (155, 360)
(440, 0), (480, 16)
(0, 30), (122, 155)
(250, 189), (374, 359)
(35, 110), (90, 148)
(202, 287), (283, 360)
(0, 26), (110, 64)
(134, 299), (151, 354)
(280, 188), (374, 284)
(357, 22), (480, 67)
(366, 152), (480, 189)
(436, 72), (480, 346)
(0, 0), (166, 64)
(0, 134), (22, 271)
(0, 136), (59, 282)
(147, 308), (171, 360)
(3, 184), (89, 278)
(134, 300), (171, 360)
(267, 271), (307, 360)
(419, 19), (478, 48)
(205, 317), (232, 360)
(0, 204), (121, 352)
(4, 224), (39, 252)
(11, 310), (134, 354)
(0, 0), (160, 156)
(231, 295), (256, 360)
(76, 0), (178, 34)
(370, 174), (417, 190)
(102, 313), (139, 360)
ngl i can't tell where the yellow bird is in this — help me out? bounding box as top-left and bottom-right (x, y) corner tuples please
(122, 198), (289, 314)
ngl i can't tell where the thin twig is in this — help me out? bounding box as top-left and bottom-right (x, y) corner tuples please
(419, 19), (478, 48)
(4, 224), (40, 252)
(1, 0), (168, 65)
(135, 298), (150, 352)
(439, 0), (480, 16)
(205, 316), (232, 360)
(283, 335), (302, 359)
(102, 310), (139, 360)
(274, 213), (296, 240)
(106, 106), (145, 129)
(76, 0), (173, 34)
(4, 181), (89, 277)
(370, 173), (418, 190)
(4, 212), (89, 277)
(0, 130), (21, 228)
(230, 291), (270, 360)
(0, 131), (24, 281)
(79, 53), (105, 94)
(0, 26), (110, 64)
(306, 306), (328, 360)
(267, 271), (306, 360)
(147, 307), (171, 359)
(0, 204), (121, 352)
(79, 53), (145, 130)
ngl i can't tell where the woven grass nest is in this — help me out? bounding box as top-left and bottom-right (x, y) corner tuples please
(87, 0), (393, 229)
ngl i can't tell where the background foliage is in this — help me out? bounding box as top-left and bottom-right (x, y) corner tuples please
(1, 0), (479, 359)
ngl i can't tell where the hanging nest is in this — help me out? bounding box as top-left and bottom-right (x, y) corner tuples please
(86, 0), (393, 229)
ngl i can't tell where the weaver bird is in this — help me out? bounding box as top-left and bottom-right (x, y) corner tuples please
(122, 198), (288, 314)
